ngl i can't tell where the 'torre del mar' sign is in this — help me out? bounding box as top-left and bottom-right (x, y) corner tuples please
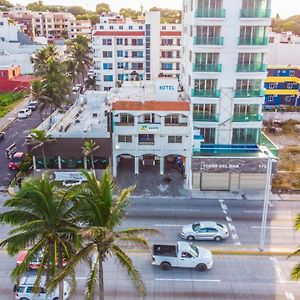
(192, 157), (276, 174)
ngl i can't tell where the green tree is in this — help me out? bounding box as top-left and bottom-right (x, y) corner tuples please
(67, 6), (86, 16)
(96, 2), (110, 14)
(0, 177), (79, 299)
(0, 0), (13, 10)
(289, 214), (300, 279)
(72, 34), (90, 49)
(76, 13), (99, 25)
(150, 7), (182, 23)
(26, 0), (47, 11)
(119, 8), (140, 19)
(82, 140), (99, 170)
(84, 76), (96, 91)
(29, 129), (55, 169)
(51, 170), (158, 300)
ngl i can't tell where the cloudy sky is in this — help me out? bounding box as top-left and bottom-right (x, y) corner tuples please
(11, 0), (299, 18)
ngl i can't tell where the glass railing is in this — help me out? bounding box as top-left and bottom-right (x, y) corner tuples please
(238, 36), (268, 45)
(193, 63), (222, 72)
(195, 8), (226, 18)
(235, 89), (264, 98)
(232, 114), (263, 122)
(240, 8), (271, 18)
(193, 113), (218, 122)
(192, 89), (221, 98)
(236, 63), (267, 72)
(260, 132), (279, 157)
(194, 36), (224, 45)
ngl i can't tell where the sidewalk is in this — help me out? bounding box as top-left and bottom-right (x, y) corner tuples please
(0, 97), (29, 132)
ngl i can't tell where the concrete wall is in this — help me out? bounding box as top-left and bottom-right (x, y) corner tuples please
(267, 43), (300, 66)
(263, 112), (300, 122)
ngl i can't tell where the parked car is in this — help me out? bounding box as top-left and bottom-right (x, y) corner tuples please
(0, 131), (5, 141)
(181, 221), (229, 242)
(18, 108), (31, 119)
(8, 152), (24, 170)
(14, 275), (70, 300)
(152, 241), (213, 272)
(28, 101), (38, 111)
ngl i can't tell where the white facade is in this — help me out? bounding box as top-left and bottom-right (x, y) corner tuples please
(181, 0), (271, 146)
(0, 17), (20, 42)
(92, 11), (182, 91)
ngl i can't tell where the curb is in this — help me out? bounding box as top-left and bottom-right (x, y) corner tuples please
(0, 117), (17, 133)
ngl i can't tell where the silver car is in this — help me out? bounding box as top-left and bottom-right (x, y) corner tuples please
(181, 221), (229, 242)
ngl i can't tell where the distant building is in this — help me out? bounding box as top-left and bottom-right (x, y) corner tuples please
(264, 66), (300, 107)
(0, 65), (35, 92)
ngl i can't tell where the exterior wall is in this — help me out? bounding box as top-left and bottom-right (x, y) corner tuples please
(0, 17), (20, 42)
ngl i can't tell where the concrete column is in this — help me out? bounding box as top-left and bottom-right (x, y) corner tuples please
(113, 156), (117, 177)
(134, 156), (139, 175)
(83, 157), (87, 169)
(58, 156), (62, 169)
(185, 155), (192, 189)
(33, 156), (36, 170)
(160, 156), (164, 175)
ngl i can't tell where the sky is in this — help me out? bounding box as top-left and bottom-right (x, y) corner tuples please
(10, 0), (300, 18)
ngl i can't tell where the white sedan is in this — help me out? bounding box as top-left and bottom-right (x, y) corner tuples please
(18, 108), (32, 119)
(181, 221), (229, 242)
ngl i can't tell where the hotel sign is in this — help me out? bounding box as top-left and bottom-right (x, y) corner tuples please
(192, 157), (276, 174)
(138, 124), (161, 133)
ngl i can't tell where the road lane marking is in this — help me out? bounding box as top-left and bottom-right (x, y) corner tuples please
(231, 233), (238, 240)
(225, 216), (232, 222)
(228, 223), (235, 231)
(252, 226), (294, 230)
(285, 292), (295, 300)
(155, 278), (221, 282)
(234, 242), (241, 246)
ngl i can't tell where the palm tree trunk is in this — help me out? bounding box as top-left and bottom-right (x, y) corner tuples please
(91, 154), (95, 170)
(58, 244), (64, 300)
(98, 258), (104, 300)
(42, 146), (47, 169)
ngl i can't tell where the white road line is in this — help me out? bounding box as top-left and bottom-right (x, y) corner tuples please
(285, 292), (295, 300)
(234, 242), (241, 246)
(225, 216), (232, 222)
(221, 204), (227, 211)
(155, 278), (221, 282)
(270, 257), (287, 282)
(231, 233), (238, 240)
(154, 224), (183, 227)
(228, 223), (235, 231)
(252, 226), (294, 230)
(219, 199), (224, 203)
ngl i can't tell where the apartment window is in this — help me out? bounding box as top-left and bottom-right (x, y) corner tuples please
(132, 51), (143, 58)
(129, 25), (133, 30)
(117, 74), (124, 80)
(102, 38), (112, 45)
(139, 25), (143, 30)
(238, 53), (264, 65)
(116, 38), (123, 45)
(138, 134), (154, 145)
(161, 38), (173, 46)
(99, 25), (104, 29)
(117, 50), (123, 57)
(199, 128), (216, 144)
(269, 83), (276, 89)
(189, 50), (192, 62)
(120, 113), (134, 124)
(168, 136), (182, 143)
(290, 70), (295, 76)
(232, 128), (259, 144)
(172, 26), (176, 30)
(177, 39), (181, 46)
(109, 26), (113, 29)
(190, 25), (193, 37)
(193, 104), (216, 117)
(103, 75), (113, 82)
(195, 79), (217, 90)
(119, 26), (123, 30)
(268, 96), (274, 102)
(104, 87), (111, 91)
(195, 53), (219, 64)
(132, 63), (143, 70)
(103, 51), (112, 58)
(287, 83), (294, 89)
(236, 79), (261, 90)
(132, 38), (143, 45)
(103, 63), (113, 70)
(118, 135), (132, 143)
(161, 63), (173, 70)
(162, 26), (167, 30)
(165, 114), (179, 124)
(117, 62), (124, 69)
(233, 104), (259, 115)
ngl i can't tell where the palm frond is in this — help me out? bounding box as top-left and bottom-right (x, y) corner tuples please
(85, 258), (99, 300)
(291, 264), (300, 280)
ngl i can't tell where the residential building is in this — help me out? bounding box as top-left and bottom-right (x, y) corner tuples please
(181, 0), (278, 191)
(265, 66), (300, 107)
(92, 11), (182, 91)
(109, 78), (192, 186)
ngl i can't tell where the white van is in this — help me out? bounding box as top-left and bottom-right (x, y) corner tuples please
(14, 275), (70, 300)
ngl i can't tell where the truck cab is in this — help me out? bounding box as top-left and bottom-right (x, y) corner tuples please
(152, 241), (213, 271)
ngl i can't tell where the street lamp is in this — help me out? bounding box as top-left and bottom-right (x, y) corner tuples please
(259, 152), (276, 251)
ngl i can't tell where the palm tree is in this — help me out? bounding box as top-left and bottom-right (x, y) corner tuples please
(84, 76), (96, 90)
(29, 129), (55, 169)
(66, 59), (78, 85)
(52, 170), (158, 300)
(0, 177), (79, 299)
(289, 214), (300, 279)
(82, 140), (100, 170)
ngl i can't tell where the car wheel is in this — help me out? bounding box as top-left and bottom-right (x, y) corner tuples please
(187, 235), (195, 241)
(53, 297), (58, 300)
(214, 236), (222, 242)
(196, 263), (207, 272)
(160, 262), (171, 271)
(20, 298), (30, 300)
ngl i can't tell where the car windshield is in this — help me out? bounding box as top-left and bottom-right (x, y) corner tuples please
(11, 156), (22, 163)
(192, 223), (201, 231)
(189, 243), (199, 257)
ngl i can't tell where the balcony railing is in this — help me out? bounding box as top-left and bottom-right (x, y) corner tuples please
(236, 63), (267, 72)
(193, 63), (222, 72)
(192, 89), (221, 98)
(193, 113), (218, 122)
(165, 122), (188, 127)
(260, 132), (279, 157)
(238, 36), (268, 45)
(232, 114), (263, 122)
(194, 36), (224, 45)
(195, 8), (226, 18)
(240, 8), (271, 18)
(235, 89), (264, 98)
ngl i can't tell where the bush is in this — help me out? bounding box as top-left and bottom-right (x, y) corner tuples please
(19, 154), (33, 173)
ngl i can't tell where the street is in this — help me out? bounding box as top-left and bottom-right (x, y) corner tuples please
(0, 194), (299, 299)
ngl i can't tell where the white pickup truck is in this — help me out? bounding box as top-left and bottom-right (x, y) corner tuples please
(152, 241), (213, 271)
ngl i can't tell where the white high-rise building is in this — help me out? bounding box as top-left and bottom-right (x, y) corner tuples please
(92, 11), (182, 91)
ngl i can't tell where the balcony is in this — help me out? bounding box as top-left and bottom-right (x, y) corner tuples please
(236, 63), (267, 72)
(240, 8), (271, 18)
(238, 36), (268, 46)
(260, 132), (279, 157)
(235, 89), (264, 98)
(232, 114), (263, 122)
(192, 89), (221, 98)
(195, 8), (226, 18)
(194, 36), (224, 46)
(193, 63), (222, 72)
(193, 113), (218, 122)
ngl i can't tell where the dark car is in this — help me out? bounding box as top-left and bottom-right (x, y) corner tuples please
(0, 131), (5, 142)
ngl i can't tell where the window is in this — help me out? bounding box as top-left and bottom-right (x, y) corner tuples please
(104, 87), (111, 91)
(168, 136), (182, 143)
(116, 38), (123, 45)
(103, 51), (112, 58)
(117, 50), (123, 57)
(139, 25), (143, 30)
(103, 75), (113, 82)
(117, 74), (124, 80)
(165, 114), (179, 124)
(99, 25), (104, 29)
(117, 62), (124, 69)
(129, 25), (133, 30)
(109, 25), (113, 29)
(119, 26), (123, 30)
(103, 63), (113, 70)
(132, 51), (144, 58)
(161, 38), (173, 46)
(199, 128), (216, 144)
(161, 63), (173, 70)
(118, 135), (132, 143)
(132, 63), (143, 70)
(268, 83), (276, 89)
(120, 113), (134, 124)
(268, 96), (274, 102)
(102, 39), (112, 45)
(290, 70), (295, 76)
(138, 134), (154, 145)
(287, 83), (293, 89)
(172, 26), (176, 30)
(132, 38), (143, 46)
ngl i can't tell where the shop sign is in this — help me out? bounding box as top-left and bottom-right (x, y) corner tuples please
(192, 157), (276, 174)
(51, 171), (94, 181)
(138, 124), (161, 132)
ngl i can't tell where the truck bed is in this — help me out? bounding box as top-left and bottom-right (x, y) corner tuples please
(153, 245), (177, 257)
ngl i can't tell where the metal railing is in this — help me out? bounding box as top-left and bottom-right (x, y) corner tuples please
(240, 8), (271, 18)
(195, 8), (226, 18)
(193, 113), (218, 122)
(194, 36), (224, 45)
(236, 63), (267, 72)
(232, 114), (263, 122)
(192, 89), (221, 98)
(235, 89), (264, 98)
(193, 63), (222, 72)
(238, 36), (269, 45)
(260, 132), (279, 157)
